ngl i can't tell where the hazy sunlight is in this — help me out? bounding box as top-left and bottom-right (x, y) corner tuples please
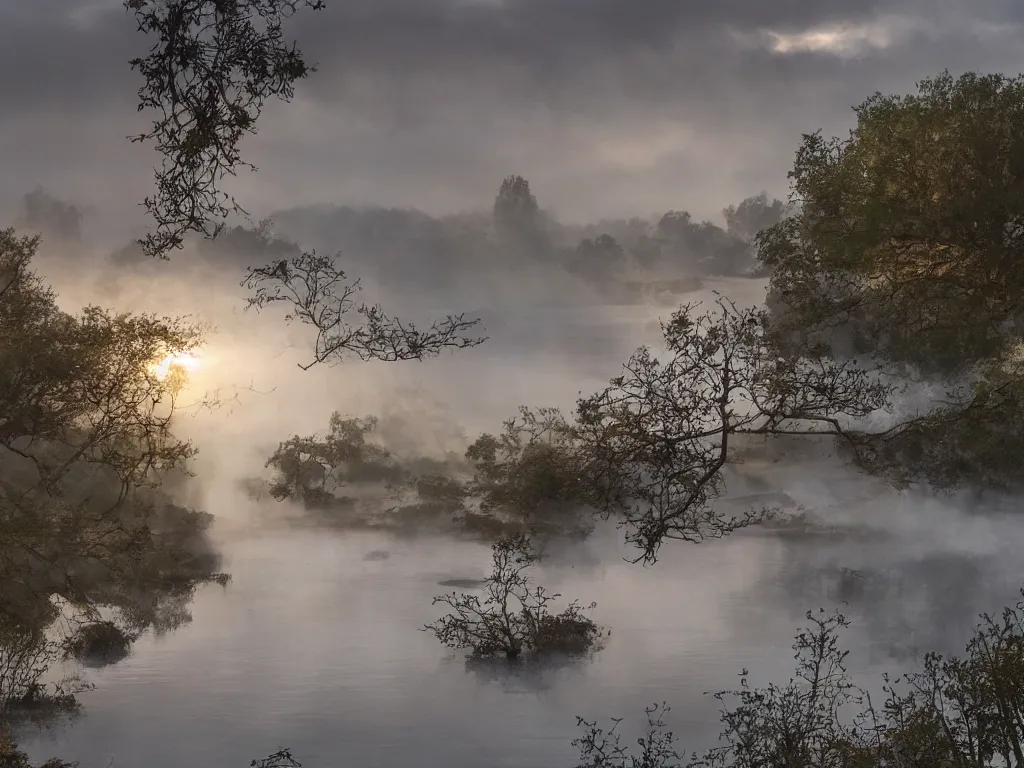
(149, 349), (203, 381)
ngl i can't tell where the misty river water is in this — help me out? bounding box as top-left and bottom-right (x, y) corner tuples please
(20, 276), (1024, 767)
(21, 490), (1024, 767)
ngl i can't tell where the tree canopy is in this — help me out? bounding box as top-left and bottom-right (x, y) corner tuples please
(0, 229), (227, 732)
(760, 70), (1024, 493)
(762, 70), (1024, 378)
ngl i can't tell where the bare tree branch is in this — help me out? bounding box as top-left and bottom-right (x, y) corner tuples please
(242, 251), (486, 369)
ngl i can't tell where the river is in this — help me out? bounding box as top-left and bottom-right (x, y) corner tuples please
(21, 495), (1024, 768)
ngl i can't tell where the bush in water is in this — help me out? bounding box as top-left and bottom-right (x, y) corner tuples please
(423, 532), (605, 660)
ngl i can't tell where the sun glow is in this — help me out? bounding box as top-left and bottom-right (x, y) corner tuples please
(149, 350), (204, 382)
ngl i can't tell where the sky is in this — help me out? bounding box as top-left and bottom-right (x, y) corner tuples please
(1, 0), (1023, 232)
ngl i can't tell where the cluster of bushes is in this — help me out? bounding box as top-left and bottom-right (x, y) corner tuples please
(253, 407), (598, 541)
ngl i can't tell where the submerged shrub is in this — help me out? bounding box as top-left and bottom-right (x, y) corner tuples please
(62, 622), (135, 668)
(423, 533), (605, 660)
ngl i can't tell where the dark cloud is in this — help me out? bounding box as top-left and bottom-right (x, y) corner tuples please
(1, 0), (1022, 228)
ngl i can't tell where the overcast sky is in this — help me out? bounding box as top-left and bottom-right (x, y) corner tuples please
(1, 0), (1022, 233)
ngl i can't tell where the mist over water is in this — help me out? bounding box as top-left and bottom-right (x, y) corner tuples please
(17, 235), (1024, 766)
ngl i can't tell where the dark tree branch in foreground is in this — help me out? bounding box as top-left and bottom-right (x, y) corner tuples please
(571, 297), (894, 563)
(242, 251), (486, 370)
(575, 703), (683, 768)
(126, 0), (325, 258)
(577, 589), (1024, 767)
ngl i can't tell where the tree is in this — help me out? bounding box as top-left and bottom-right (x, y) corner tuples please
(722, 192), (789, 244)
(257, 407), (598, 538)
(473, 70), (1024, 564)
(423, 532), (604, 660)
(762, 70), (1024, 377)
(566, 298), (891, 563)
(759, 70), (1024, 491)
(463, 407), (596, 538)
(263, 412), (400, 507)
(493, 175), (547, 256)
(125, 0), (326, 259)
(655, 212), (749, 275)
(568, 234), (628, 284)
(125, 0), (487, 367)
(0, 228), (199, 499)
(0, 229), (228, 731)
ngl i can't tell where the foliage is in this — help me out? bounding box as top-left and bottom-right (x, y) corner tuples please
(259, 407), (600, 539)
(126, 0), (326, 258)
(60, 621), (134, 668)
(576, 588), (1024, 768)
(567, 235), (630, 286)
(242, 248), (486, 370)
(723, 192), (790, 245)
(656, 211), (750, 276)
(256, 289), (898, 560)
(0, 230), (230, 746)
(569, 297), (892, 562)
(423, 533), (604, 660)
(264, 413), (400, 506)
(0, 726), (76, 768)
(761, 70), (1024, 377)
(839, 352), (1024, 491)
(574, 610), (872, 768)
(493, 175), (545, 253)
(757, 70), (1024, 493)
(575, 703), (685, 768)
(0, 228), (200, 493)
(463, 407), (596, 538)
(443, 71), (1024, 562)
(258, 183), (790, 292)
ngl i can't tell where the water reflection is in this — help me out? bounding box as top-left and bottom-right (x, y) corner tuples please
(1, 495), (228, 760)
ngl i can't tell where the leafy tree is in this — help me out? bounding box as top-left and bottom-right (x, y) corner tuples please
(759, 70), (1024, 491)
(463, 407), (596, 538)
(263, 412), (400, 507)
(723, 192), (789, 244)
(423, 532), (604, 660)
(568, 234), (629, 284)
(0, 230), (227, 735)
(567, 298), (891, 562)
(258, 407), (596, 538)
(0, 231), (199, 493)
(468, 70), (1024, 564)
(655, 212), (749, 276)
(493, 175), (548, 256)
(762, 70), (1024, 376)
